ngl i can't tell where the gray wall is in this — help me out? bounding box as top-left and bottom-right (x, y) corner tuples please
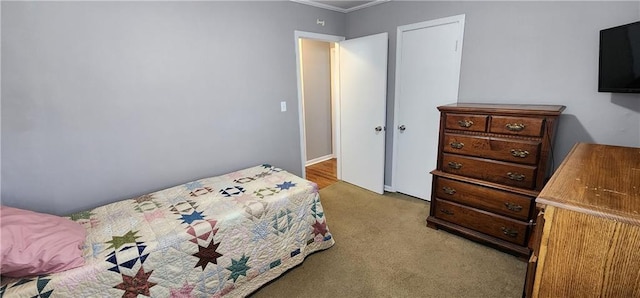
(301, 39), (333, 161)
(346, 1), (640, 186)
(4, 1), (640, 214)
(1, 1), (345, 215)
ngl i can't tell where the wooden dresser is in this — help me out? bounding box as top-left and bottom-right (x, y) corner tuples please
(525, 143), (640, 297)
(426, 103), (565, 258)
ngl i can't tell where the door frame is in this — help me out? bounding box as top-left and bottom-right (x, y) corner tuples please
(390, 14), (466, 194)
(294, 31), (345, 178)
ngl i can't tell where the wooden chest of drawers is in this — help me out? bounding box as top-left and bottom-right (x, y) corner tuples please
(525, 143), (640, 297)
(426, 103), (565, 258)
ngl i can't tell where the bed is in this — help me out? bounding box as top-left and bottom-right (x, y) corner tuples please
(1, 164), (334, 297)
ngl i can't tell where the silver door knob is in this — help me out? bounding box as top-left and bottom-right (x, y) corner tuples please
(398, 125), (406, 131)
(374, 126), (383, 132)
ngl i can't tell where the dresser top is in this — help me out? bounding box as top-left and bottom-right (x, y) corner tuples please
(537, 143), (640, 225)
(438, 103), (566, 115)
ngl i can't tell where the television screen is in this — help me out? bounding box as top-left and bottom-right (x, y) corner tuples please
(599, 21), (640, 93)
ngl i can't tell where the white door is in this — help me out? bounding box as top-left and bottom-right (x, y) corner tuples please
(392, 15), (465, 200)
(339, 33), (388, 194)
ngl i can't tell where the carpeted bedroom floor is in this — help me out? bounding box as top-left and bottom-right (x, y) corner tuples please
(250, 181), (526, 298)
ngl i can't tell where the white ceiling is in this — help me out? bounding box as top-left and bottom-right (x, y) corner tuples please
(292, 0), (388, 13)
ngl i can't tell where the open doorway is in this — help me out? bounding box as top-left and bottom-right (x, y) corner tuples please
(295, 31), (388, 193)
(299, 39), (338, 189)
(295, 32), (344, 189)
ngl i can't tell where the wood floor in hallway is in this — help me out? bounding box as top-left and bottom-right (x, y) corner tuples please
(305, 158), (337, 189)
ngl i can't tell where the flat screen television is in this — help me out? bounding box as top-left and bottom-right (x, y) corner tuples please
(599, 21), (640, 93)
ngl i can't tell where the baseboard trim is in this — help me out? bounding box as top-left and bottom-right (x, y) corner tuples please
(306, 154), (335, 166)
(384, 185), (395, 192)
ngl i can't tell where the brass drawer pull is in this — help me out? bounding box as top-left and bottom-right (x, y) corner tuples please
(504, 202), (523, 212)
(507, 172), (525, 181)
(447, 162), (463, 170)
(510, 149), (529, 158)
(442, 187), (456, 195)
(450, 142), (464, 149)
(505, 123), (526, 131)
(458, 120), (474, 128)
(440, 209), (454, 215)
(501, 227), (518, 238)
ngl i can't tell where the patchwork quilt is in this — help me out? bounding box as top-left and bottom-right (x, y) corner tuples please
(1, 164), (334, 297)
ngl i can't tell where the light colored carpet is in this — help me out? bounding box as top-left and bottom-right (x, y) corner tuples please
(250, 181), (526, 297)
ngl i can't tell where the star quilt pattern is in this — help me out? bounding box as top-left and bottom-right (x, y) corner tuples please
(0, 165), (334, 297)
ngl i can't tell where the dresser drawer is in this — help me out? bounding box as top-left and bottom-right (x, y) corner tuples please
(445, 113), (488, 132)
(442, 153), (537, 189)
(443, 133), (541, 165)
(489, 116), (545, 137)
(434, 199), (529, 245)
(435, 177), (533, 221)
